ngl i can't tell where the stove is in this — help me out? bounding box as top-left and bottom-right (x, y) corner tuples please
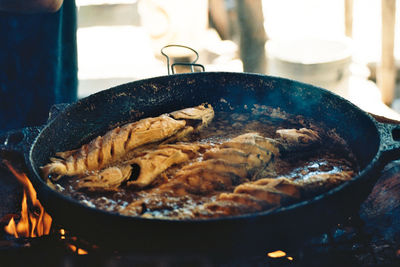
(1, 116), (400, 266)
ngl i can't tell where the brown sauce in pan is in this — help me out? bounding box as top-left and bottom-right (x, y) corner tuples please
(54, 108), (358, 219)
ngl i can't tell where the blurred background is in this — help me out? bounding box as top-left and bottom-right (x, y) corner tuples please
(76, 0), (400, 120)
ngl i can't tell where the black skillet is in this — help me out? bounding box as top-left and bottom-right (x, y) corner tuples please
(1, 72), (400, 254)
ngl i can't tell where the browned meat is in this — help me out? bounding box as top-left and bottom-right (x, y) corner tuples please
(119, 199), (144, 216)
(194, 177), (300, 217)
(158, 142), (212, 157)
(161, 126), (194, 144)
(218, 192), (266, 208)
(294, 171), (354, 197)
(170, 104), (214, 131)
(221, 132), (280, 157)
(208, 133), (280, 179)
(127, 148), (189, 188)
(161, 104), (214, 143)
(180, 159), (248, 178)
(204, 148), (264, 168)
(130, 133), (280, 197)
(127, 143), (210, 188)
(234, 184), (294, 205)
(41, 104), (214, 181)
(75, 165), (132, 192)
(160, 160), (248, 195)
(41, 115), (186, 181)
(252, 177), (302, 198)
(276, 128), (321, 150)
(198, 200), (262, 218)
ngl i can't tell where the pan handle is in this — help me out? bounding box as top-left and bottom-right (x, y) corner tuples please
(0, 126), (43, 160)
(161, 44), (205, 75)
(377, 122), (400, 162)
(0, 103), (69, 161)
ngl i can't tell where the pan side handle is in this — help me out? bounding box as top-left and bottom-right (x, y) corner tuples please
(0, 103), (68, 165)
(377, 122), (400, 163)
(0, 126), (43, 166)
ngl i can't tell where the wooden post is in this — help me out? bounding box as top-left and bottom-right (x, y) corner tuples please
(378, 0), (397, 105)
(236, 0), (268, 74)
(209, 0), (230, 40)
(345, 0), (353, 37)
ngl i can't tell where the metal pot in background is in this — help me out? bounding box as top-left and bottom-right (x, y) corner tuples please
(266, 38), (353, 98)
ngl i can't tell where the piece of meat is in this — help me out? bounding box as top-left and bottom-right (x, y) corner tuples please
(217, 192), (266, 210)
(197, 189), (280, 218)
(119, 199), (144, 216)
(294, 171), (354, 197)
(219, 133), (280, 158)
(226, 132), (281, 156)
(41, 115), (186, 181)
(233, 184), (295, 206)
(41, 104), (215, 181)
(205, 146), (260, 164)
(126, 143), (209, 188)
(141, 133), (279, 196)
(180, 159), (248, 178)
(161, 126), (194, 144)
(127, 148), (189, 188)
(75, 165), (133, 192)
(233, 177), (301, 204)
(195, 177), (301, 217)
(158, 163), (247, 196)
(197, 199), (262, 218)
(252, 177), (302, 198)
(160, 104), (215, 143)
(170, 104), (214, 131)
(211, 133), (280, 179)
(158, 142), (212, 157)
(276, 128), (321, 150)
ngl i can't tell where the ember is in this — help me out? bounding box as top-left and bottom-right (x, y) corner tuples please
(3, 161), (52, 238)
(267, 250), (286, 258)
(67, 244), (88, 255)
(267, 250), (294, 261)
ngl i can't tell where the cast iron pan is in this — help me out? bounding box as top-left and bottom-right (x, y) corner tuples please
(1, 72), (400, 254)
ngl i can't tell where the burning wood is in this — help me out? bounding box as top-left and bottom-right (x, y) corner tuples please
(3, 161), (52, 238)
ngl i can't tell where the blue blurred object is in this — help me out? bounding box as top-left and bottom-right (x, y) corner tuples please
(0, 0), (78, 132)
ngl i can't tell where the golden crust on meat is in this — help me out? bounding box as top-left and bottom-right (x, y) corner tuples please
(126, 143), (208, 188)
(75, 165), (133, 192)
(170, 104), (214, 130)
(41, 105), (214, 181)
(42, 115), (186, 180)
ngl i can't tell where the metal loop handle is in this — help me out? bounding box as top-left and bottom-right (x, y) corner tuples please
(161, 44), (205, 75)
(377, 122), (400, 163)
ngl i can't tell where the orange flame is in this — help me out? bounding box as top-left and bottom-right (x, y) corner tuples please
(3, 161), (52, 238)
(68, 244), (88, 255)
(267, 250), (287, 258)
(267, 250), (294, 261)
